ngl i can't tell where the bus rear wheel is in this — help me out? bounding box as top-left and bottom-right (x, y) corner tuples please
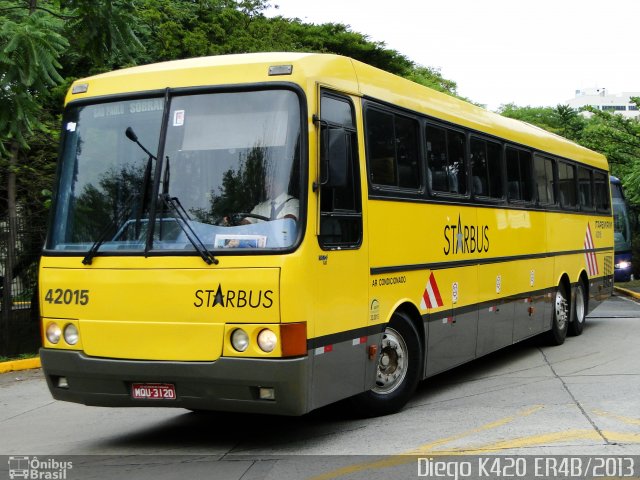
(350, 311), (422, 417)
(569, 280), (587, 336)
(546, 283), (569, 345)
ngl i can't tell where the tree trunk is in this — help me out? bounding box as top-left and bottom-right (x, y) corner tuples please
(1, 141), (19, 356)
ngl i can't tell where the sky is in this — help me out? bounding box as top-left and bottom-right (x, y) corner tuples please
(264, 0), (640, 111)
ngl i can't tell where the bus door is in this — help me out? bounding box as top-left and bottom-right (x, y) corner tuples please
(310, 91), (370, 410)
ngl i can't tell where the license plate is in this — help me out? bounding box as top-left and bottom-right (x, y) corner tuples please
(131, 383), (176, 400)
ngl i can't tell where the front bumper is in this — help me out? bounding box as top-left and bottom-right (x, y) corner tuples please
(40, 348), (311, 416)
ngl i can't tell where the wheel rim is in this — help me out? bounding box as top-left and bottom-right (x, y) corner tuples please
(373, 327), (408, 395)
(575, 285), (585, 324)
(555, 288), (569, 330)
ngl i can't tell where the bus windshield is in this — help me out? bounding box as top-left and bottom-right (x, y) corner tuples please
(48, 89), (303, 254)
(613, 198), (632, 251)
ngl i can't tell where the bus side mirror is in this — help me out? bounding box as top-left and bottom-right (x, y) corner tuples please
(320, 127), (349, 188)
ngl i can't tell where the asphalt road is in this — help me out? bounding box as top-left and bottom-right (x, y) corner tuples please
(1, 294), (639, 479)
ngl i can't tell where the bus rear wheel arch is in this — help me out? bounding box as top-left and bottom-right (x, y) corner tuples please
(350, 310), (423, 417)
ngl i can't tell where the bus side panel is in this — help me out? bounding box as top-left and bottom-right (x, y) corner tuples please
(309, 333), (383, 410)
(512, 258), (551, 342)
(476, 264), (514, 357)
(425, 265), (478, 377)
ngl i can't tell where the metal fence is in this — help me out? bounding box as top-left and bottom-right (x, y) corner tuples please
(0, 216), (45, 356)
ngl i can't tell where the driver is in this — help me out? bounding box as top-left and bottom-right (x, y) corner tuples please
(247, 174), (299, 223)
(225, 173), (299, 225)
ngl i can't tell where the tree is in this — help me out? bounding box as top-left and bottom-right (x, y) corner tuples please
(498, 103), (585, 141)
(59, 0), (142, 75)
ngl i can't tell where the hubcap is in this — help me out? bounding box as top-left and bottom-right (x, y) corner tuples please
(555, 289), (568, 330)
(575, 286), (585, 324)
(373, 327), (408, 395)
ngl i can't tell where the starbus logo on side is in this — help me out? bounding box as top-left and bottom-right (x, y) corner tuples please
(193, 284), (274, 309)
(443, 214), (490, 255)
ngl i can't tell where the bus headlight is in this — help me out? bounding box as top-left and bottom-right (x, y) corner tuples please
(615, 261), (631, 269)
(46, 322), (61, 344)
(231, 329), (249, 352)
(257, 329), (277, 353)
(63, 324), (79, 345)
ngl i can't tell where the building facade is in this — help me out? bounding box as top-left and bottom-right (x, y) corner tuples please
(566, 88), (640, 119)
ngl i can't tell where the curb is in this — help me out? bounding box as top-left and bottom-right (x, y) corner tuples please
(614, 285), (640, 300)
(0, 357), (41, 374)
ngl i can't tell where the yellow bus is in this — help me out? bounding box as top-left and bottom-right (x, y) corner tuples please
(39, 53), (614, 416)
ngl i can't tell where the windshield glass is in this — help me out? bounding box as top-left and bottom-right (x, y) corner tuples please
(48, 89), (303, 254)
(613, 201), (631, 249)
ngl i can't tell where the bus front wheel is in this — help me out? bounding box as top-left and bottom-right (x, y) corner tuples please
(350, 311), (422, 417)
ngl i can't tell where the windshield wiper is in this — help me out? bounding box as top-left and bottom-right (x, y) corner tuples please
(126, 127), (156, 239)
(160, 191), (219, 265)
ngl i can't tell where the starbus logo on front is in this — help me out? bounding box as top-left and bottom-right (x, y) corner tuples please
(193, 284), (274, 309)
(7, 456), (73, 480)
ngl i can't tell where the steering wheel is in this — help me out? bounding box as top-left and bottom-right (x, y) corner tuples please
(226, 212), (270, 226)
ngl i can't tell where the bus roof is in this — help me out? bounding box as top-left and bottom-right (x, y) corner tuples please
(67, 52), (608, 171)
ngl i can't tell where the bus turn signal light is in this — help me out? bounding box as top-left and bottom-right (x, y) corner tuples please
(281, 323), (307, 357)
(368, 345), (378, 360)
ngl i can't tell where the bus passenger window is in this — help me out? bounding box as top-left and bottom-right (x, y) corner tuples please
(366, 109), (396, 186)
(471, 137), (503, 198)
(533, 154), (556, 204)
(558, 161), (577, 208)
(448, 131), (466, 195)
(395, 115), (420, 189)
(426, 125), (467, 195)
(365, 108), (420, 189)
(594, 172), (610, 212)
(506, 147), (533, 202)
(578, 167), (594, 209)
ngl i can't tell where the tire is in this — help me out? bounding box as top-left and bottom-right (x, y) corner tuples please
(568, 281), (587, 336)
(350, 311), (423, 417)
(546, 282), (569, 345)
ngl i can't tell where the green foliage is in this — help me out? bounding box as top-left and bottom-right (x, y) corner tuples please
(405, 66), (459, 95)
(498, 103), (586, 141)
(60, 0), (142, 74)
(0, 4), (68, 148)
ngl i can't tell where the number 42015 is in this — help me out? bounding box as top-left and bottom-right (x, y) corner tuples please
(44, 288), (89, 305)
